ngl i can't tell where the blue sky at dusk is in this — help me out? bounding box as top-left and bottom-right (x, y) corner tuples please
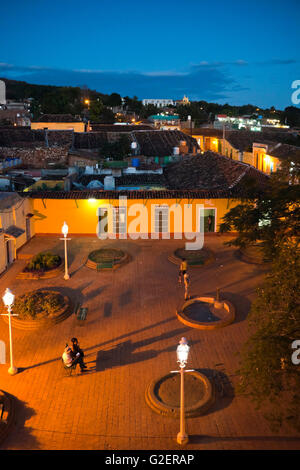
(0, 0), (299, 109)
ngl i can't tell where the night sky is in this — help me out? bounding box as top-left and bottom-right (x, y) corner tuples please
(1, 0), (299, 109)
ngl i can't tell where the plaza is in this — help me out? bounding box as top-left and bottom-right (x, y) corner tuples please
(0, 234), (300, 450)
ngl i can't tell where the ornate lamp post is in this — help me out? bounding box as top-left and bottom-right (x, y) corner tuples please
(176, 337), (190, 445)
(1, 288), (18, 375)
(61, 221), (70, 280)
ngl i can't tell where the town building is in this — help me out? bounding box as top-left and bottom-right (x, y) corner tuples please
(0, 192), (34, 274)
(148, 114), (181, 129)
(182, 127), (300, 174)
(31, 114), (86, 132)
(0, 80), (6, 105)
(20, 152), (269, 238)
(142, 99), (175, 108)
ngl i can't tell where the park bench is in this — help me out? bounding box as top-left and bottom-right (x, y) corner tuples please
(96, 261), (113, 271)
(74, 302), (88, 324)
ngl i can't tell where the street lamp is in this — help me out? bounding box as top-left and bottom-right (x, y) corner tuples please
(176, 337), (190, 445)
(61, 221), (70, 280)
(187, 115), (192, 137)
(1, 288), (18, 375)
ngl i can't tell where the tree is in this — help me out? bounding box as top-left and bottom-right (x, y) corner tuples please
(219, 157), (300, 260)
(99, 135), (131, 160)
(219, 156), (300, 431)
(237, 239), (300, 432)
(89, 99), (104, 122)
(283, 106), (300, 127)
(105, 93), (122, 108)
(140, 104), (159, 118)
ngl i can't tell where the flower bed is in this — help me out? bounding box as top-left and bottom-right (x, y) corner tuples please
(17, 252), (63, 279)
(86, 248), (130, 271)
(0, 290), (72, 330)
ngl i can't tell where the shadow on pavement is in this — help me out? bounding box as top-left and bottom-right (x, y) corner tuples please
(0, 396), (39, 450)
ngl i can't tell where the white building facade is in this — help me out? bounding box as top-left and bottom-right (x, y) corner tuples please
(0, 80), (6, 105)
(142, 98), (175, 108)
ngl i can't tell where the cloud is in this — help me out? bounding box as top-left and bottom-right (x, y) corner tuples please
(0, 62), (235, 101)
(0, 58), (297, 104)
(193, 60), (249, 68)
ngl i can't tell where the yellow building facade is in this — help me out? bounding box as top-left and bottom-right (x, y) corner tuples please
(31, 195), (239, 237)
(31, 121), (85, 132)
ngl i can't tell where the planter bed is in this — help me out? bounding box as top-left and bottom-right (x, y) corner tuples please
(86, 248), (130, 271)
(145, 371), (215, 418)
(0, 290), (72, 330)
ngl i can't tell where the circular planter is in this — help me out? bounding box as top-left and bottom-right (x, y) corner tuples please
(177, 296), (235, 330)
(168, 247), (215, 268)
(0, 390), (15, 445)
(0, 290), (72, 330)
(145, 371), (215, 418)
(16, 262), (63, 280)
(86, 248), (130, 271)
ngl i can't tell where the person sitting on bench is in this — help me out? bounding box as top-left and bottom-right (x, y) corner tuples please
(62, 344), (87, 372)
(71, 338), (87, 370)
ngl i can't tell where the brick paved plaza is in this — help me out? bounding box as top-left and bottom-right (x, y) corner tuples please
(0, 235), (300, 450)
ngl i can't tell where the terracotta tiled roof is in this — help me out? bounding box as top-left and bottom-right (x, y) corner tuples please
(73, 129), (199, 157)
(183, 128), (224, 138)
(19, 152), (269, 199)
(19, 188), (237, 199)
(33, 114), (82, 123)
(90, 124), (153, 132)
(267, 143), (300, 160)
(164, 151), (269, 191)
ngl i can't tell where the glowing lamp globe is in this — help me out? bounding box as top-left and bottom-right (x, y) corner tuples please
(62, 221), (69, 238)
(2, 288), (15, 308)
(177, 337), (190, 368)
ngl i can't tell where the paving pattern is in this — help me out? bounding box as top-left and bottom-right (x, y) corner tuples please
(0, 234), (299, 450)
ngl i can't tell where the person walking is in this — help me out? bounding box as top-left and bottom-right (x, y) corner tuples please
(183, 272), (190, 300)
(178, 258), (188, 285)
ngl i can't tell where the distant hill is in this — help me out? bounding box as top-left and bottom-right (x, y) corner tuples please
(0, 77), (105, 102)
(0, 78), (116, 118)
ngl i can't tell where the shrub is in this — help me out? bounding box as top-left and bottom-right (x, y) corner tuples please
(13, 291), (64, 319)
(25, 252), (61, 272)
